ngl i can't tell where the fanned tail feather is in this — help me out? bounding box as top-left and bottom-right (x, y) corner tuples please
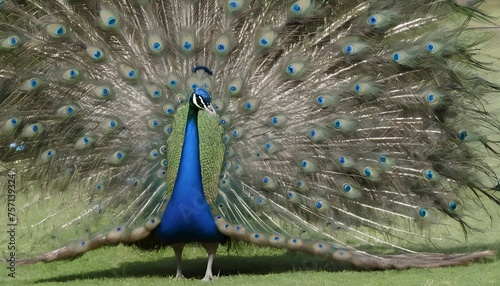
(1, 0), (499, 276)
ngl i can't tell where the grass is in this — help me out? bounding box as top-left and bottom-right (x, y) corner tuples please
(4, 201), (500, 285)
(3, 242), (500, 286)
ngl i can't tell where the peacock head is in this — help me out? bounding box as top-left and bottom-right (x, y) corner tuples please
(190, 87), (217, 118)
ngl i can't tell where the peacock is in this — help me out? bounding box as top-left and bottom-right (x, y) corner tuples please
(1, 0), (500, 282)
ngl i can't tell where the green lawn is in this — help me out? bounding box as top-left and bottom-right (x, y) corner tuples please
(2, 242), (500, 285)
(5, 198), (500, 285)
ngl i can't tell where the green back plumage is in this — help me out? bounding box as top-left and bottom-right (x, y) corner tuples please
(198, 110), (225, 203)
(166, 104), (224, 202)
(166, 105), (188, 198)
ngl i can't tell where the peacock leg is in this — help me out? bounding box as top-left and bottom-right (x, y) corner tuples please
(201, 242), (219, 282)
(171, 243), (186, 279)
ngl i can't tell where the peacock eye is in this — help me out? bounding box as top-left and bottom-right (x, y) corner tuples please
(160, 145), (168, 155)
(148, 34), (164, 54)
(118, 65), (138, 80)
(449, 201), (457, 210)
(344, 44), (354, 54)
(184, 41), (193, 50)
(333, 120), (342, 129)
(391, 51), (410, 64)
(343, 183), (352, 192)
(46, 24), (67, 37)
(426, 42), (436, 52)
(20, 77), (41, 91)
(161, 159), (168, 167)
(217, 44), (226, 52)
(458, 130), (468, 140)
(368, 15), (378, 25)
(163, 103), (176, 116)
(87, 46), (105, 61)
(419, 208), (428, 218)
(424, 41), (442, 54)
(425, 170), (434, 179)
(148, 150), (159, 160)
(100, 8), (120, 29)
(229, 1), (238, 9)
(363, 168), (372, 177)
(156, 168), (167, 178)
(1, 35), (21, 49)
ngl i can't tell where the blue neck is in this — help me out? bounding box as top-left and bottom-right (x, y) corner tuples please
(157, 106), (225, 244)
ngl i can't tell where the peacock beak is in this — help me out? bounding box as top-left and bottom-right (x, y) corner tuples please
(204, 104), (217, 118)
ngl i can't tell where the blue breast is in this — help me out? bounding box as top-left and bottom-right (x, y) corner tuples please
(156, 108), (225, 244)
